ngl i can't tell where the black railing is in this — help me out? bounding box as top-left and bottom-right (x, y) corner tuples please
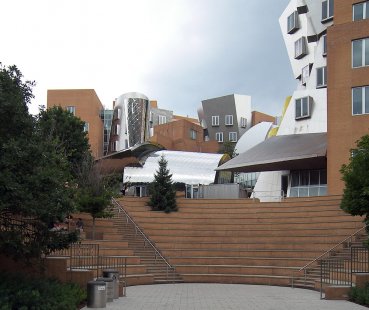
(49, 243), (128, 280)
(320, 246), (369, 299)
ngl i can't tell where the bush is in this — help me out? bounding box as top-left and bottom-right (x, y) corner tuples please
(0, 271), (86, 309)
(349, 282), (369, 306)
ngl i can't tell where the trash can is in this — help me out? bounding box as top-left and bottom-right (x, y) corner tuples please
(87, 280), (106, 308)
(102, 269), (120, 299)
(96, 277), (114, 302)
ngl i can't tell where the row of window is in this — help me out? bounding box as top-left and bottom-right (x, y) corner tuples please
(295, 86), (369, 120)
(211, 115), (247, 128)
(215, 132), (238, 143)
(287, 0), (334, 35)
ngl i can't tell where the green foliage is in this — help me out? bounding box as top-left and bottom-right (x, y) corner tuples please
(0, 271), (86, 309)
(340, 135), (369, 227)
(37, 106), (90, 176)
(218, 141), (238, 158)
(148, 155), (177, 213)
(349, 282), (369, 306)
(0, 64), (77, 261)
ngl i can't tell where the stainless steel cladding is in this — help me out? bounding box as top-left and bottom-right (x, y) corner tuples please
(109, 92), (150, 153)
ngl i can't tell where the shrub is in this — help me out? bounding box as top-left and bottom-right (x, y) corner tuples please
(349, 282), (369, 306)
(0, 271), (86, 309)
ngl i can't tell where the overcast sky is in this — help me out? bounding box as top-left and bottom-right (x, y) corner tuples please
(1, 0), (295, 117)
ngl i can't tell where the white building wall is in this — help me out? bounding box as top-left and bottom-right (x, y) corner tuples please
(234, 94), (252, 137)
(253, 0), (331, 201)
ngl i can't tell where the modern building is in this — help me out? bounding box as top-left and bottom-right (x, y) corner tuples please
(108, 92), (151, 153)
(47, 89), (105, 158)
(198, 94), (252, 144)
(218, 0), (369, 201)
(149, 118), (219, 153)
(327, 0), (369, 195)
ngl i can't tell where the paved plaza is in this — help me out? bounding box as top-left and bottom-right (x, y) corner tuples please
(83, 283), (367, 310)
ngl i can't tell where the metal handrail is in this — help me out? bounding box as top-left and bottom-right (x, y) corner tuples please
(291, 225), (366, 288)
(111, 198), (175, 275)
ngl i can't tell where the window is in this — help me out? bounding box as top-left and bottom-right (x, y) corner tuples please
(111, 141), (119, 152)
(322, 34), (327, 56)
(190, 129), (197, 140)
(83, 122), (89, 132)
(215, 132), (223, 142)
(225, 115), (233, 126)
(353, 1), (369, 21)
(352, 86), (369, 115)
(229, 132), (237, 142)
(149, 112), (153, 122)
(212, 115), (219, 126)
(322, 0), (334, 22)
(352, 38), (369, 68)
(289, 170), (327, 197)
(294, 37), (308, 59)
(240, 117), (247, 128)
(301, 65), (310, 86)
(287, 11), (299, 34)
(158, 115), (167, 125)
(316, 66), (327, 88)
(66, 106), (75, 115)
(295, 96), (312, 119)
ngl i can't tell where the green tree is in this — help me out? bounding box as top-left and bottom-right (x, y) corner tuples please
(76, 154), (113, 239)
(218, 141), (238, 158)
(148, 155), (177, 213)
(340, 134), (369, 227)
(37, 106), (90, 176)
(0, 64), (77, 262)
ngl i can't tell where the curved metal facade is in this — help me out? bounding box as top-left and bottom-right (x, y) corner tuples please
(108, 92), (150, 153)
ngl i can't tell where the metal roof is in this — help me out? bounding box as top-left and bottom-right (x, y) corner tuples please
(216, 132), (327, 173)
(124, 150), (225, 185)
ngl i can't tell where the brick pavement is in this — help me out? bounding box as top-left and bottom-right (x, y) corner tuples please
(83, 283), (367, 310)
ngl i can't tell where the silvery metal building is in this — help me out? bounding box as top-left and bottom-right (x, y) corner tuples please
(108, 92), (151, 153)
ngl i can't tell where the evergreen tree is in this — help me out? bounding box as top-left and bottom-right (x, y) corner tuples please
(148, 155), (177, 213)
(340, 134), (369, 228)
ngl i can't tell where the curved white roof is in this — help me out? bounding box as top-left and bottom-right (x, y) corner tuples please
(235, 122), (273, 154)
(124, 150), (224, 185)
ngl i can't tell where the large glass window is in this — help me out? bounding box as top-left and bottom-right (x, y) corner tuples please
(240, 117), (247, 128)
(353, 1), (369, 21)
(302, 65), (310, 86)
(316, 66), (327, 88)
(295, 97), (312, 119)
(322, 0), (334, 22)
(225, 115), (233, 126)
(352, 86), (369, 115)
(295, 37), (308, 59)
(66, 106), (75, 116)
(287, 11), (299, 34)
(212, 115), (219, 126)
(215, 132), (223, 142)
(352, 38), (369, 68)
(322, 34), (327, 56)
(229, 132), (237, 142)
(289, 170), (327, 197)
(158, 115), (167, 125)
(190, 129), (197, 140)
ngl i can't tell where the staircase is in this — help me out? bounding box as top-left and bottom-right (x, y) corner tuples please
(111, 200), (183, 284)
(115, 195), (365, 288)
(292, 232), (367, 290)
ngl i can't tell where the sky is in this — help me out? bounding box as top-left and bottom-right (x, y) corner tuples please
(1, 0), (295, 118)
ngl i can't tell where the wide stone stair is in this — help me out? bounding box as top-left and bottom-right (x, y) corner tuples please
(115, 195), (365, 290)
(109, 205), (183, 284)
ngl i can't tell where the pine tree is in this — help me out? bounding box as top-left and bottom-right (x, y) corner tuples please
(148, 155), (177, 213)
